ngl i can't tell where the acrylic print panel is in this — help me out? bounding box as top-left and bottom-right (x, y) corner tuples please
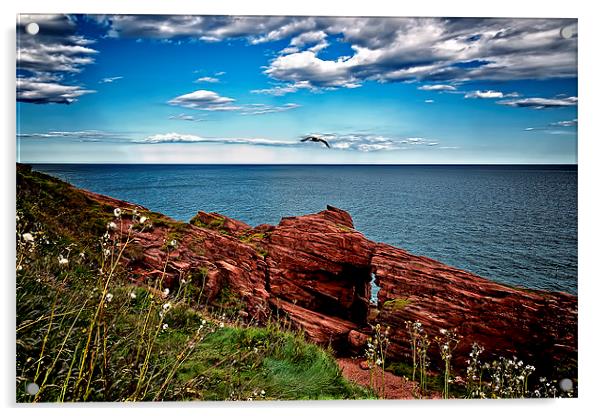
(16, 14), (577, 402)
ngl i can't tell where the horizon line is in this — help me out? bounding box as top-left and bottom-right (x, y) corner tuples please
(20, 162), (578, 166)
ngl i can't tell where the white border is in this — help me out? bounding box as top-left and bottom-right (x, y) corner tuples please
(2, 1), (600, 415)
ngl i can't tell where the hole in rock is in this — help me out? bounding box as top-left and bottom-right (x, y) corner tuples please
(370, 272), (381, 306)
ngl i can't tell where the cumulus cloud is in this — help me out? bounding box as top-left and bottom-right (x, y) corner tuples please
(167, 89), (240, 111)
(418, 84), (457, 91)
(168, 89), (301, 115)
(497, 96), (577, 109)
(17, 14), (98, 104)
(257, 17), (578, 89)
(17, 77), (95, 104)
(424, 99), (435, 103)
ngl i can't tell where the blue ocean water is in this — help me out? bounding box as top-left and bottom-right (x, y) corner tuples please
(31, 164), (577, 295)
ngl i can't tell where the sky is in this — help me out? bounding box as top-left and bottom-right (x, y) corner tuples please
(16, 14), (578, 164)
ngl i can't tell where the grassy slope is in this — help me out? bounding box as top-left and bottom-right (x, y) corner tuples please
(16, 165), (369, 402)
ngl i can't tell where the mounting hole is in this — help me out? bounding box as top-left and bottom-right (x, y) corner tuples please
(25, 382), (40, 395)
(560, 26), (575, 39)
(25, 22), (39, 36)
(559, 378), (573, 392)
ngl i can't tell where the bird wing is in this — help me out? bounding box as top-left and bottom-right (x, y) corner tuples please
(300, 137), (311, 142)
(318, 138), (331, 148)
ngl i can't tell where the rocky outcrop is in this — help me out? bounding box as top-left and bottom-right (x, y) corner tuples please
(369, 243), (577, 374)
(17, 165), (577, 378)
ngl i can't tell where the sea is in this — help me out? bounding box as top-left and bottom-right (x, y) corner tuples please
(30, 164), (578, 295)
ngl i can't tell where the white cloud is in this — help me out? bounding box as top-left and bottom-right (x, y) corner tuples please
(17, 14), (98, 104)
(551, 119), (578, 127)
(195, 76), (220, 83)
(168, 113), (204, 122)
(97, 16), (577, 93)
(134, 131), (440, 152)
(240, 103), (301, 115)
(167, 89), (240, 111)
(497, 96), (578, 109)
(17, 130), (120, 140)
(418, 84), (457, 91)
(168, 89), (301, 115)
(464, 90), (505, 99)
(99, 76), (123, 84)
(17, 77), (95, 104)
(425, 99), (435, 103)
(251, 81), (314, 96)
(137, 133), (295, 146)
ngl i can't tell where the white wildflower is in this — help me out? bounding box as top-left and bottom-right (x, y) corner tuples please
(201, 319), (207, 325)
(17, 265), (23, 271)
(261, 390), (265, 395)
(107, 221), (117, 230)
(22, 233), (34, 242)
(440, 328), (448, 335)
(103, 248), (111, 257)
(113, 208), (121, 217)
(130, 292), (137, 299)
(139, 216), (148, 224)
(162, 302), (171, 311)
(162, 323), (168, 330)
(58, 255), (69, 266)
(219, 322), (225, 328)
(169, 239), (177, 248)
(106, 293), (113, 302)
(163, 288), (170, 296)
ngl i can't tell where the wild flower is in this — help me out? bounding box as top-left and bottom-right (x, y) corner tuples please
(162, 302), (171, 311)
(163, 288), (170, 296)
(169, 239), (177, 248)
(364, 323), (390, 397)
(103, 248), (111, 257)
(130, 292), (137, 299)
(139, 216), (148, 224)
(219, 322), (225, 328)
(113, 208), (121, 217)
(58, 255), (69, 266)
(106, 293), (114, 302)
(22, 233), (34, 242)
(107, 222), (117, 230)
(162, 323), (168, 330)
(434, 327), (460, 399)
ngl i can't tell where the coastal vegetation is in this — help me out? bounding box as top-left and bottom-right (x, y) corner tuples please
(16, 165), (576, 401)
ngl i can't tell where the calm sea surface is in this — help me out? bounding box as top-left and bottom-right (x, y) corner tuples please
(31, 164), (578, 295)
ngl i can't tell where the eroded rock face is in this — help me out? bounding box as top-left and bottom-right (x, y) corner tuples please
(369, 243), (578, 373)
(26, 169), (576, 376)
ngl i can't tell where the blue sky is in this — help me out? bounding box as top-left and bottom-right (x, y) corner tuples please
(17, 15), (577, 163)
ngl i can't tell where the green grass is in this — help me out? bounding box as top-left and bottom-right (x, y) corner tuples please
(382, 298), (412, 311)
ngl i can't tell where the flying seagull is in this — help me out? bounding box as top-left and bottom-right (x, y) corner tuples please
(300, 134), (330, 148)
